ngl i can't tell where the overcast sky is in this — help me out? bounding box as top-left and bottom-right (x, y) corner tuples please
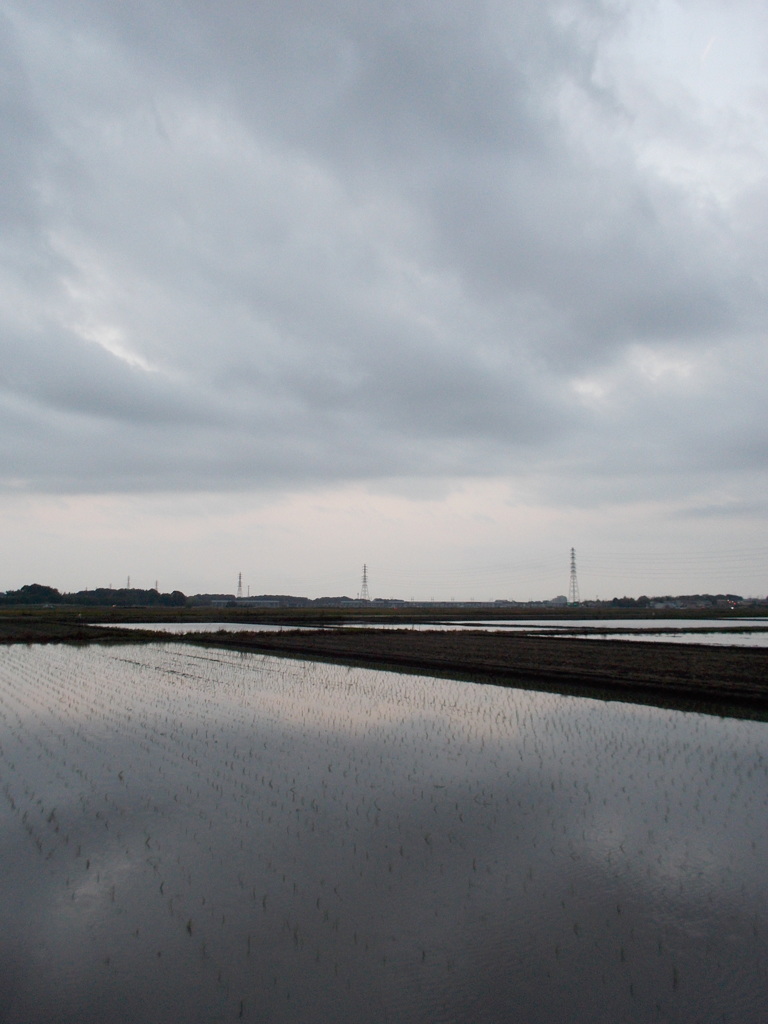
(1, 0), (767, 601)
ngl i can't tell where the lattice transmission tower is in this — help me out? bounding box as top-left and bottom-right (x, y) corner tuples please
(568, 548), (580, 605)
(360, 564), (370, 602)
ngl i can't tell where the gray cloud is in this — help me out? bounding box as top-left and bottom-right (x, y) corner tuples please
(1, 0), (766, 512)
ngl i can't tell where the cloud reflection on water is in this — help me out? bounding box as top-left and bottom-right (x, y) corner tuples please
(0, 644), (766, 1022)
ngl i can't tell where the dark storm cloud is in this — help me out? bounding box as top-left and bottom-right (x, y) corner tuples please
(1, 0), (766, 500)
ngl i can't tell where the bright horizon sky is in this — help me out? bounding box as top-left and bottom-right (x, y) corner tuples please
(2, 1), (768, 602)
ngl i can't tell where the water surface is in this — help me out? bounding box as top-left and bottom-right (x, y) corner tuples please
(0, 644), (766, 1022)
(110, 617), (768, 646)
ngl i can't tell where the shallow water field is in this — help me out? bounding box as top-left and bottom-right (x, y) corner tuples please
(1, 644), (766, 1023)
(110, 618), (768, 645)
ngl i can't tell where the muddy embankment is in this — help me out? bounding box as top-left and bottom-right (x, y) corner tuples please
(2, 615), (768, 717)
(0, 616), (161, 645)
(186, 627), (768, 716)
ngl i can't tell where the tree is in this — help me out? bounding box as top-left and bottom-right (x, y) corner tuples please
(5, 583), (62, 604)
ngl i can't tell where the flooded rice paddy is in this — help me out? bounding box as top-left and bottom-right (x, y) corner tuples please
(1, 643), (767, 1023)
(112, 618), (768, 646)
(111, 622), (311, 633)
(562, 631), (768, 647)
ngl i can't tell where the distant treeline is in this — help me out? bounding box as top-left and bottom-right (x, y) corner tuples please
(0, 583), (752, 609)
(609, 593), (743, 608)
(0, 585), (340, 608)
(0, 584), (186, 607)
